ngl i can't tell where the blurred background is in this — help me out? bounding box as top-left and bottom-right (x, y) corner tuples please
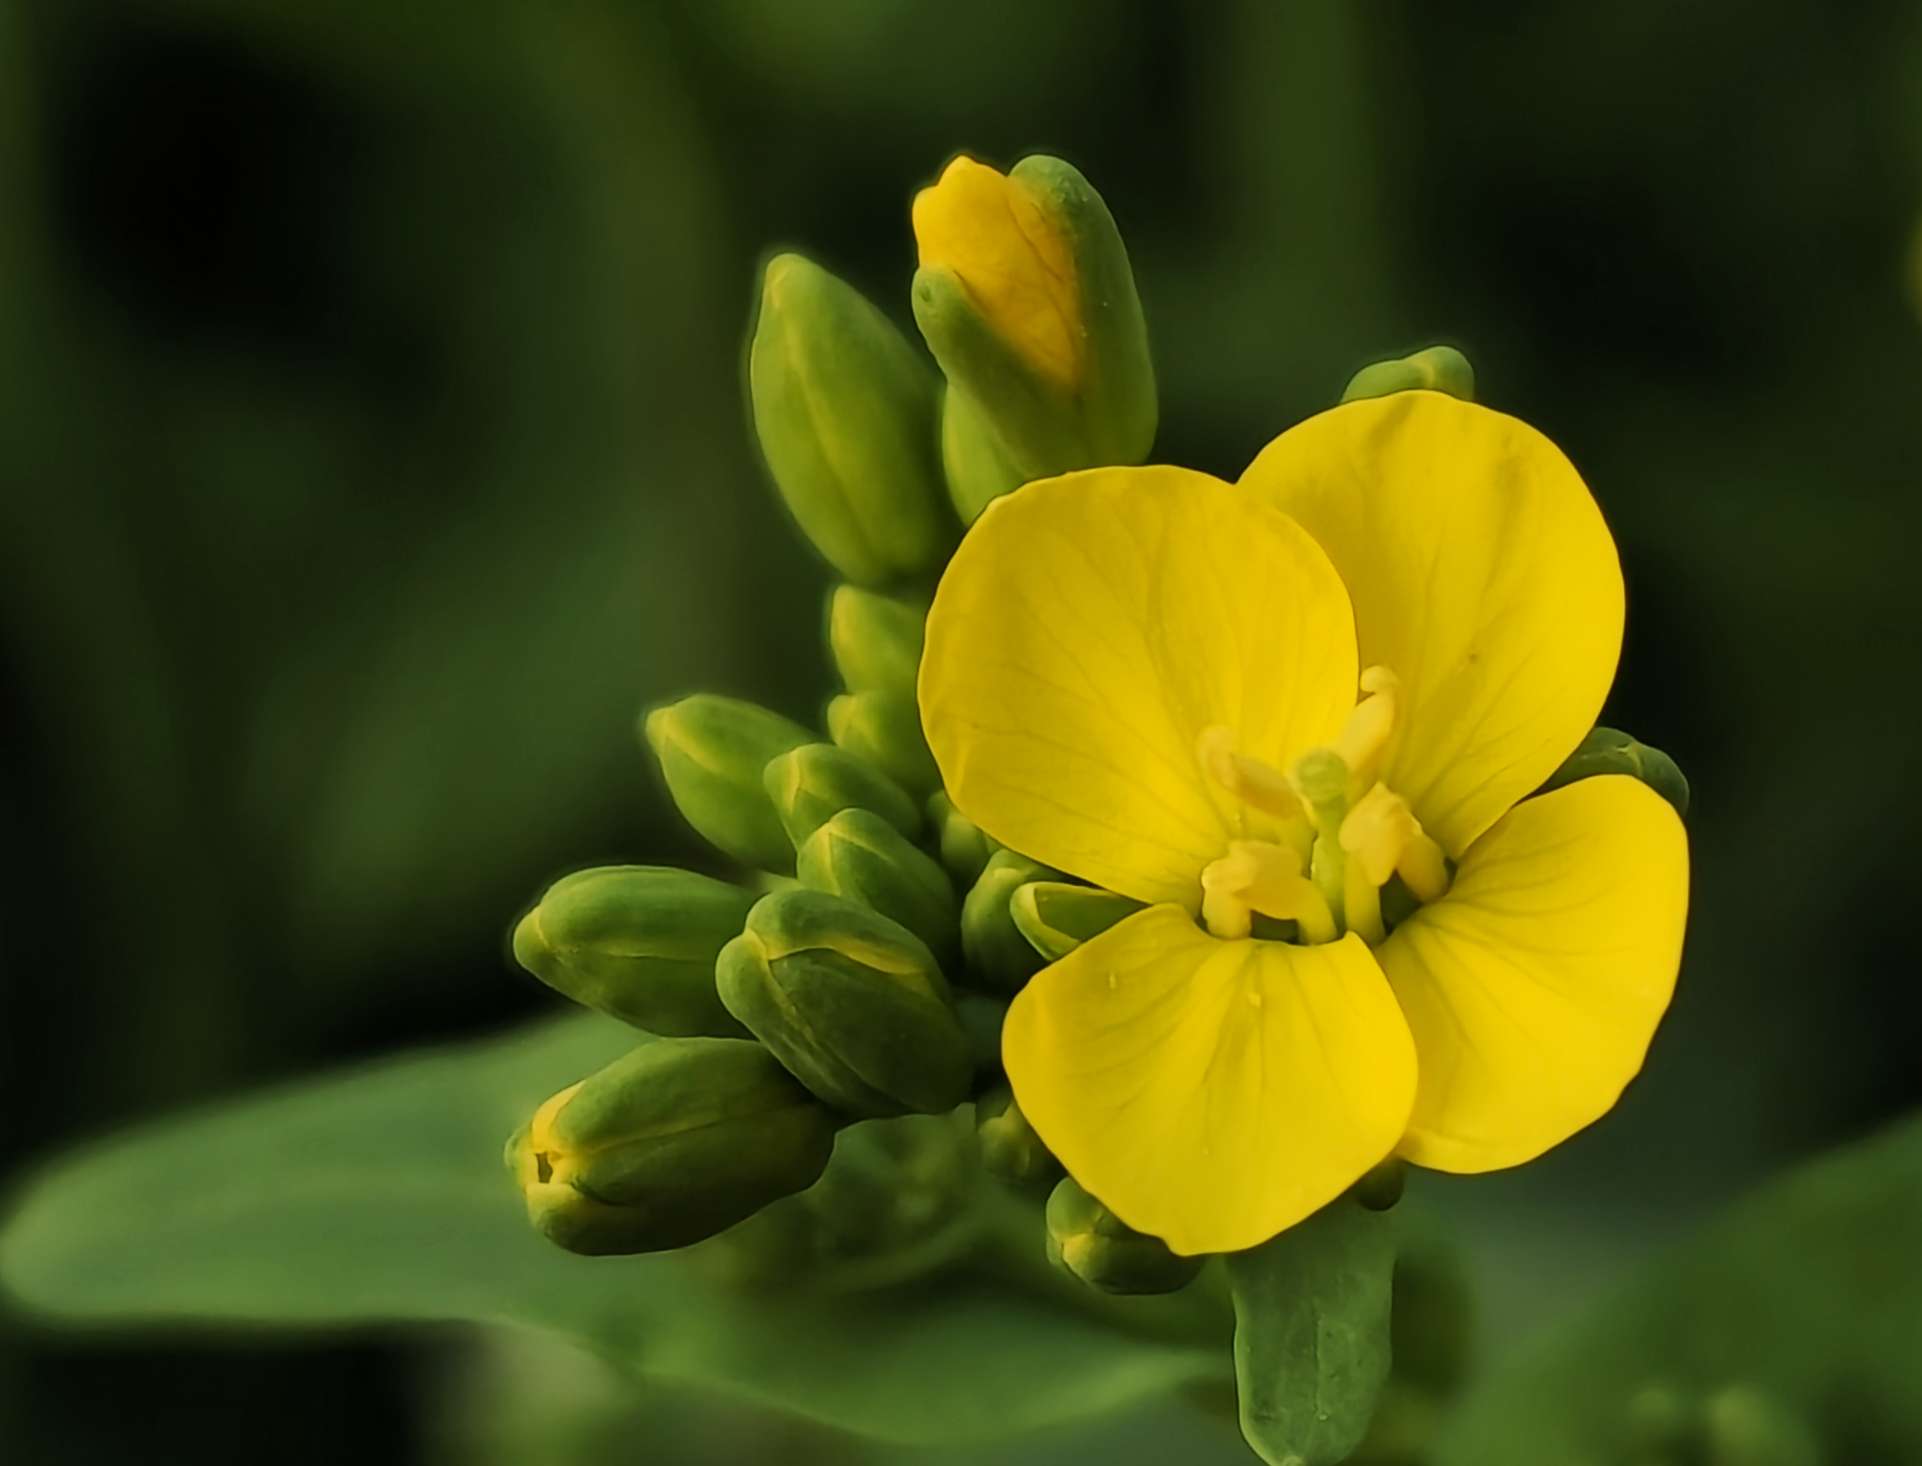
(3, 1), (1920, 1461)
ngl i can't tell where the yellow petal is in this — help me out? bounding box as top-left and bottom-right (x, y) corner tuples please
(1004, 906), (1417, 1255)
(1240, 392), (1623, 857)
(920, 466), (1357, 907)
(912, 156), (1081, 390)
(1379, 775), (1689, 1173)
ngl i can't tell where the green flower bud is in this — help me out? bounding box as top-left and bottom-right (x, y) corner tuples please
(927, 791), (999, 886)
(940, 386), (1028, 524)
(642, 695), (812, 871)
(1045, 1175), (1203, 1295)
(716, 889), (971, 1119)
(826, 690), (940, 796)
(505, 1038), (835, 1256)
(961, 849), (1057, 992)
(1539, 726), (1690, 818)
(511, 866), (753, 1037)
(1008, 881), (1144, 961)
(1340, 345), (1476, 405)
(1351, 1157), (1406, 1212)
(976, 1084), (1061, 1190)
(795, 807), (958, 963)
(826, 584), (925, 696)
(763, 742), (921, 851)
(748, 254), (954, 586)
(911, 155), (1155, 483)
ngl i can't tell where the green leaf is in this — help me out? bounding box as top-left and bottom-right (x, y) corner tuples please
(1225, 1198), (1395, 1466)
(1431, 1113), (1922, 1463)
(0, 1014), (1225, 1445)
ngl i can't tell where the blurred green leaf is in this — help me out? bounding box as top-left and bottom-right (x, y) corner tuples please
(1226, 1199), (1394, 1466)
(0, 1014), (1225, 1444)
(1432, 1114), (1922, 1463)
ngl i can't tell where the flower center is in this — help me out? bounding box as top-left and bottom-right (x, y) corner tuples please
(1196, 667), (1450, 945)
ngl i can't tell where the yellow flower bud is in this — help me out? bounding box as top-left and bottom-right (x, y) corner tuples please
(911, 154), (1155, 490)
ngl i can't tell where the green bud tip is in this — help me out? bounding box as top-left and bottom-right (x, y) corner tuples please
(794, 806), (958, 963)
(976, 1085), (1062, 1190)
(1340, 345), (1476, 405)
(641, 694), (812, 871)
(961, 849), (1058, 993)
(764, 741), (922, 851)
(1045, 1176), (1203, 1296)
(1009, 881), (1144, 962)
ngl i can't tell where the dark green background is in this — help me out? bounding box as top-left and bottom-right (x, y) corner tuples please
(3, 1), (1919, 1461)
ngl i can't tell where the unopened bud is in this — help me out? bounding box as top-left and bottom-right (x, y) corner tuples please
(795, 807), (958, 963)
(1340, 345), (1476, 405)
(1009, 881), (1143, 961)
(716, 889), (970, 1119)
(826, 690), (940, 796)
(976, 1084), (1061, 1190)
(940, 386), (1029, 524)
(749, 253), (953, 585)
(1045, 1176), (1203, 1295)
(1539, 726), (1690, 818)
(826, 585), (925, 696)
(763, 742), (921, 850)
(927, 791), (999, 886)
(911, 155), (1155, 484)
(506, 1038), (835, 1256)
(511, 866), (752, 1037)
(1351, 1157), (1406, 1212)
(642, 695), (812, 871)
(961, 849), (1057, 992)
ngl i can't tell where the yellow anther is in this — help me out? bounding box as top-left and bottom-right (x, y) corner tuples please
(1340, 781), (1452, 906)
(1197, 726), (1307, 824)
(1202, 840), (1337, 945)
(1333, 666), (1401, 794)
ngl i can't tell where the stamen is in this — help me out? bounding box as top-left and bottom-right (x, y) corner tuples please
(1201, 841), (1337, 944)
(1197, 726), (1306, 823)
(1339, 782), (1452, 907)
(1333, 666), (1401, 796)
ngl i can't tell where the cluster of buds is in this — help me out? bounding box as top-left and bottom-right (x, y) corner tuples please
(506, 153), (1175, 1276)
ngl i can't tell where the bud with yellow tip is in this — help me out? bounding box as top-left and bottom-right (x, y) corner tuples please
(749, 253), (954, 586)
(911, 154), (1155, 506)
(506, 1038), (836, 1256)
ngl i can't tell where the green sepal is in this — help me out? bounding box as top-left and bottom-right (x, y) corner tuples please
(826, 584), (926, 696)
(795, 807), (958, 964)
(763, 741), (922, 850)
(1045, 1176), (1203, 1296)
(928, 791), (999, 886)
(715, 888), (971, 1120)
(1340, 345), (1476, 404)
(511, 866), (753, 1037)
(1538, 725), (1690, 818)
(940, 386), (1028, 524)
(961, 849), (1058, 992)
(1351, 1158), (1406, 1213)
(748, 253), (954, 586)
(507, 1037), (836, 1256)
(975, 1084), (1062, 1191)
(1009, 881), (1144, 961)
(642, 694), (812, 871)
(1225, 1197), (1395, 1466)
(826, 689), (941, 796)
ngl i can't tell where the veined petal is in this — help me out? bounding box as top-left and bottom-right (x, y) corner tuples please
(920, 467), (1357, 907)
(1003, 906), (1416, 1255)
(1240, 392), (1623, 856)
(1380, 776), (1689, 1173)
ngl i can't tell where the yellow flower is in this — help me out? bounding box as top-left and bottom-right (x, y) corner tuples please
(919, 390), (1689, 1256)
(913, 155), (1083, 391)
